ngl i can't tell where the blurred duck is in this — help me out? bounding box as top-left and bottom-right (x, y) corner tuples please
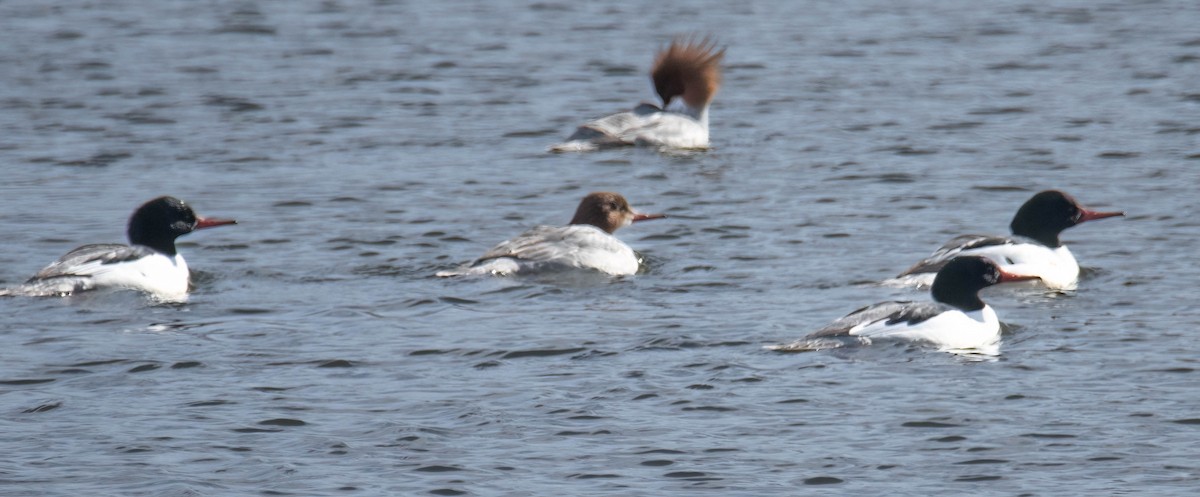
(550, 37), (724, 152)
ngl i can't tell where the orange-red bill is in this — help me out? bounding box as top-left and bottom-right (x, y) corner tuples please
(632, 213), (667, 223)
(195, 217), (238, 230)
(998, 269), (1040, 283)
(1079, 209), (1124, 223)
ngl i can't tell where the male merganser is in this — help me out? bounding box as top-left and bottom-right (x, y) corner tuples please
(549, 37), (724, 152)
(436, 192), (665, 277)
(891, 190), (1124, 290)
(0, 196), (236, 302)
(769, 256), (1037, 353)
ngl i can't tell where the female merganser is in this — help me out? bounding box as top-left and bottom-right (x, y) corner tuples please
(549, 37), (724, 152)
(0, 196), (236, 302)
(891, 190), (1123, 290)
(769, 256), (1037, 353)
(436, 192), (665, 277)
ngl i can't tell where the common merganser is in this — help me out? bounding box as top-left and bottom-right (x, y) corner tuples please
(769, 256), (1037, 354)
(890, 190), (1124, 290)
(436, 192), (665, 277)
(0, 196), (236, 302)
(549, 37), (724, 152)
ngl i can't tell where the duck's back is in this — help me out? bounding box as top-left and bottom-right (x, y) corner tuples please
(440, 225), (641, 276)
(550, 104), (707, 151)
(5, 244), (190, 299)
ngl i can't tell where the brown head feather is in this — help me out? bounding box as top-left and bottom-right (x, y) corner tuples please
(569, 192), (634, 234)
(569, 192), (664, 234)
(651, 36), (724, 109)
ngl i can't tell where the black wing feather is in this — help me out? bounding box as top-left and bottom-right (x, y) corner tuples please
(29, 244), (153, 281)
(898, 234), (1016, 276)
(807, 300), (953, 337)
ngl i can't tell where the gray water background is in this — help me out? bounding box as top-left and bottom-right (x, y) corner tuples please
(1, 0), (1198, 495)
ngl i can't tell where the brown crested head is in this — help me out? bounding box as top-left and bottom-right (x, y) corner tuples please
(651, 36), (724, 110)
(569, 192), (665, 234)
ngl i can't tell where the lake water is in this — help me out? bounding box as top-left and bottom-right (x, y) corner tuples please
(2, 0), (1199, 495)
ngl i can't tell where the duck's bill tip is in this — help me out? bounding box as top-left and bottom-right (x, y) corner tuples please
(998, 270), (1040, 283)
(195, 217), (238, 229)
(632, 213), (667, 222)
(1079, 209), (1125, 222)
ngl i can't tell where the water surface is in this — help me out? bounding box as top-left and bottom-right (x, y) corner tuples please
(2, 1), (1198, 495)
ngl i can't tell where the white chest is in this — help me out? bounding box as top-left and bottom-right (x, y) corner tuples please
(94, 253), (192, 301)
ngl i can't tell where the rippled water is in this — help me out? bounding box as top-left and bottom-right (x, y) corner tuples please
(2, 0), (1199, 495)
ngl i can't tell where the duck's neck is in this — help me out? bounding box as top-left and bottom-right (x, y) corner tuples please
(931, 284), (985, 312)
(665, 100), (710, 126)
(693, 105), (709, 128)
(128, 230), (179, 256)
(1011, 225), (1060, 248)
(1010, 216), (1063, 248)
